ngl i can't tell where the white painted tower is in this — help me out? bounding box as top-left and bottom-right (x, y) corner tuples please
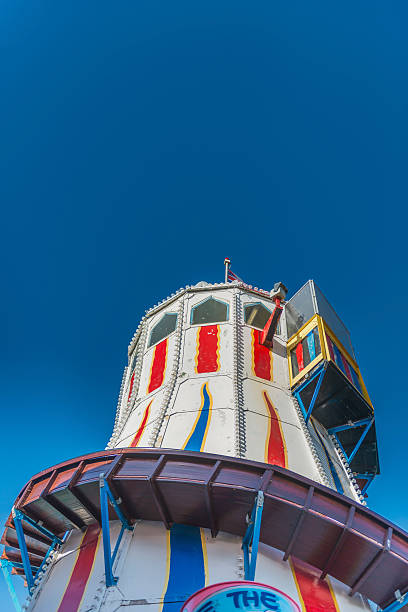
(2, 276), (407, 612)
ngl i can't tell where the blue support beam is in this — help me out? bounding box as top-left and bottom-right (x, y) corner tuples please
(354, 473), (375, 496)
(328, 418), (373, 434)
(12, 510), (34, 592)
(382, 591), (408, 612)
(99, 474), (132, 588)
(11, 508), (63, 596)
(332, 418), (374, 465)
(294, 364), (326, 425)
(0, 560), (22, 612)
(242, 491), (264, 581)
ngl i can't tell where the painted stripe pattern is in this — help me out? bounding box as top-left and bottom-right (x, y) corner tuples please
(130, 400), (153, 447)
(160, 524), (207, 612)
(127, 371), (135, 402)
(252, 329), (273, 381)
(291, 557), (339, 612)
(325, 333), (362, 393)
(263, 391), (287, 467)
(183, 383), (213, 452)
(291, 328), (321, 379)
(57, 524), (101, 612)
(195, 325), (220, 373)
(148, 338), (168, 394)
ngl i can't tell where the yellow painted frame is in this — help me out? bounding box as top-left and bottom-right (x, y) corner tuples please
(287, 314), (373, 409)
(287, 314), (326, 386)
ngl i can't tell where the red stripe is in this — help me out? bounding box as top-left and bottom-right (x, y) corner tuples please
(263, 391), (286, 467)
(148, 339), (167, 393)
(127, 371), (135, 402)
(252, 330), (272, 380)
(291, 557), (338, 612)
(196, 325), (219, 373)
(57, 525), (100, 612)
(130, 400), (152, 447)
(295, 342), (304, 372)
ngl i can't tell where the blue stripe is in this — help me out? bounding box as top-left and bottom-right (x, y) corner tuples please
(306, 331), (316, 362)
(184, 383), (211, 452)
(162, 524), (205, 611)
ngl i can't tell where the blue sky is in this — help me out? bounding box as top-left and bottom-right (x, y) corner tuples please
(1, 1), (407, 608)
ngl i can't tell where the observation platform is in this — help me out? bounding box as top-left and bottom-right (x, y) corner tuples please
(1, 448), (407, 610)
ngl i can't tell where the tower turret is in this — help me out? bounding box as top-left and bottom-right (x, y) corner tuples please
(2, 277), (406, 612)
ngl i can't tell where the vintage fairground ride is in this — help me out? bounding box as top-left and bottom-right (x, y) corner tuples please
(2, 262), (408, 612)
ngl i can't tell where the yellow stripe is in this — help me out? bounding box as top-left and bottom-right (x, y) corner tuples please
(194, 327), (201, 374)
(251, 329), (256, 376)
(289, 557), (307, 612)
(327, 577), (341, 612)
(158, 528), (171, 612)
(215, 325), (220, 371)
(200, 528), (209, 586)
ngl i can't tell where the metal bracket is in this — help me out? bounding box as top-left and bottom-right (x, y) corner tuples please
(11, 508), (62, 594)
(381, 590), (408, 612)
(0, 559), (22, 611)
(354, 473), (375, 496)
(329, 418), (374, 465)
(242, 491), (264, 581)
(99, 473), (133, 587)
(294, 364), (326, 424)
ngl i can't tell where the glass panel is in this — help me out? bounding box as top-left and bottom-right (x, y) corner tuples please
(313, 283), (355, 358)
(290, 347), (300, 378)
(290, 326), (321, 381)
(244, 303), (278, 332)
(191, 298), (228, 325)
(285, 281), (315, 338)
(148, 313), (178, 347)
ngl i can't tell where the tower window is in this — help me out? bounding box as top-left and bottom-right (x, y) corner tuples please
(148, 313), (178, 348)
(244, 303), (280, 334)
(191, 297), (229, 325)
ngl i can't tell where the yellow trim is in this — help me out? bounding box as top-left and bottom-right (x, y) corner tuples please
(194, 327), (200, 373)
(287, 315), (324, 387)
(158, 528), (171, 612)
(327, 576), (341, 612)
(200, 528), (209, 585)
(251, 328), (256, 377)
(289, 557), (307, 612)
(264, 410), (272, 463)
(287, 314), (321, 348)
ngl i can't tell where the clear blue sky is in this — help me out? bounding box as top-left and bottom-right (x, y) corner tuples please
(1, 1), (407, 608)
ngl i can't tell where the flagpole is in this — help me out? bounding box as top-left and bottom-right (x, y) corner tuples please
(224, 258), (230, 283)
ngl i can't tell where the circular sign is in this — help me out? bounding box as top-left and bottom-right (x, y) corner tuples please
(181, 581), (301, 612)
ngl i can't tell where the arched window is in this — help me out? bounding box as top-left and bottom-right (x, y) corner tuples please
(148, 313), (178, 348)
(244, 303), (280, 334)
(191, 297), (229, 325)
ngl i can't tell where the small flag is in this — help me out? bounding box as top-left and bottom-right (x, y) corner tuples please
(227, 268), (243, 283)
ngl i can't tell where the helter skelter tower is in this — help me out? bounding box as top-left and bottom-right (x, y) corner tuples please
(2, 268), (408, 612)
